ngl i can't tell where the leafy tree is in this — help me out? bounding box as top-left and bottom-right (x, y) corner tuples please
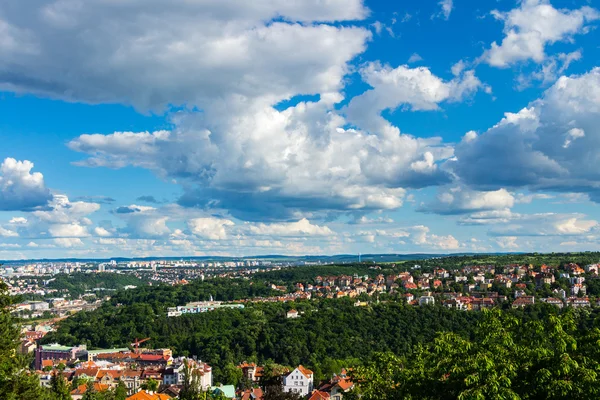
(0, 280), (51, 400)
(349, 309), (600, 399)
(141, 377), (159, 392)
(50, 369), (71, 400)
(113, 380), (128, 400)
(81, 380), (98, 400)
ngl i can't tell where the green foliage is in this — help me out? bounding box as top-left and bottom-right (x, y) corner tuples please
(50, 370), (71, 400)
(141, 377), (159, 391)
(44, 295), (480, 383)
(48, 272), (144, 298)
(349, 309), (600, 399)
(0, 280), (51, 400)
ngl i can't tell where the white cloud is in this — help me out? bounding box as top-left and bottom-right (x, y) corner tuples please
(515, 193), (554, 204)
(407, 53), (423, 64)
(188, 217), (235, 240)
(9, 217), (27, 224)
(351, 215), (394, 225)
(248, 218), (334, 237)
(434, 0), (454, 20)
(0, 226), (18, 237)
(93, 226), (111, 237)
(48, 223), (90, 238)
(563, 127), (585, 149)
(481, 0), (598, 67)
(453, 68), (600, 201)
(411, 225), (460, 250)
(496, 236), (519, 249)
(69, 96), (452, 221)
(53, 238), (84, 248)
(0, 158), (51, 211)
(345, 62), (486, 133)
(421, 187), (515, 215)
(490, 213), (597, 237)
(459, 209), (517, 226)
(0, 1), (369, 111)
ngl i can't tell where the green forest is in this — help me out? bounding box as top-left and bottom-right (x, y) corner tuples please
(47, 272), (145, 298)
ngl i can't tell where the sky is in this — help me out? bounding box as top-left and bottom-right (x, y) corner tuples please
(1, 0), (600, 259)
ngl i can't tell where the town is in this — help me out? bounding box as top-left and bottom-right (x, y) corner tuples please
(9, 253), (600, 399)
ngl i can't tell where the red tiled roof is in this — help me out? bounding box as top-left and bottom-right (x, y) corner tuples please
(308, 390), (330, 400)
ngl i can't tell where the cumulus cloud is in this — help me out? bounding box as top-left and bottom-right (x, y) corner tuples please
(0, 1), (369, 111)
(0, 226), (18, 237)
(481, 0), (598, 67)
(69, 96), (454, 221)
(411, 225), (461, 250)
(5, 195), (101, 240)
(489, 213), (597, 237)
(248, 218), (333, 237)
(420, 187), (515, 215)
(345, 62), (487, 133)
(188, 217), (235, 240)
(452, 68), (600, 200)
(53, 238), (84, 248)
(0, 158), (52, 211)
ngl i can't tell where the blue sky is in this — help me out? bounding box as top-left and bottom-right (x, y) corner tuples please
(1, 0), (599, 259)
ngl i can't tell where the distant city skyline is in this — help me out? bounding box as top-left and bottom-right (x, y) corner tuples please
(1, 0), (600, 259)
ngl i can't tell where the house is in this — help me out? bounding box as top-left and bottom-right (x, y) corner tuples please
(309, 390), (331, 400)
(123, 370), (143, 395)
(126, 390), (172, 400)
(238, 362), (263, 383)
(541, 298), (563, 308)
(512, 296), (535, 308)
(283, 365), (314, 397)
(162, 358), (212, 390)
(239, 388), (264, 400)
(97, 369), (124, 388)
(211, 384), (236, 399)
(566, 297), (591, 308)
(287, 309), (299, 319)
(330, 378), (354, 400)
(419, 294), (435, 306)
(71, 383), (110, 400)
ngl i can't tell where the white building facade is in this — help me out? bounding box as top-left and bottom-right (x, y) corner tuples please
(283, 365), (313, 397)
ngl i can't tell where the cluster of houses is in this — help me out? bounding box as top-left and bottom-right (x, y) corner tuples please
(34, 343), (217, 399)
(34, 343), (354, 400)
(238, 362), (354, 400)
(277, 262), (600, 310)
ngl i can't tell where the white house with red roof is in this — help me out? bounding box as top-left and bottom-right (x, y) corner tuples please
(283, 365), (314, 396)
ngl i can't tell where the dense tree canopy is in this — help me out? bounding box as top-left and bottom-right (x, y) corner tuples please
(347, 309), (600, 399)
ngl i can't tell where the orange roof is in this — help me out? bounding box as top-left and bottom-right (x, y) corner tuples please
(308, 390), (330, 400)
(335, 378), (354, 391)
(71, 383), (109, 395)
(126, 390), (171, 400)
(41, 359), (54, 368)
(240, 388), (264, 400)
(98, 369), (124, 379)
(74, 368), (99, 378)
(298, 365), (313, 378)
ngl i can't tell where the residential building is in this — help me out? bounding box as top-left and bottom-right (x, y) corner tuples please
(419, 294), (435, 306)
(283, 365), (314, 397)
(512, 296), (535, 308)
